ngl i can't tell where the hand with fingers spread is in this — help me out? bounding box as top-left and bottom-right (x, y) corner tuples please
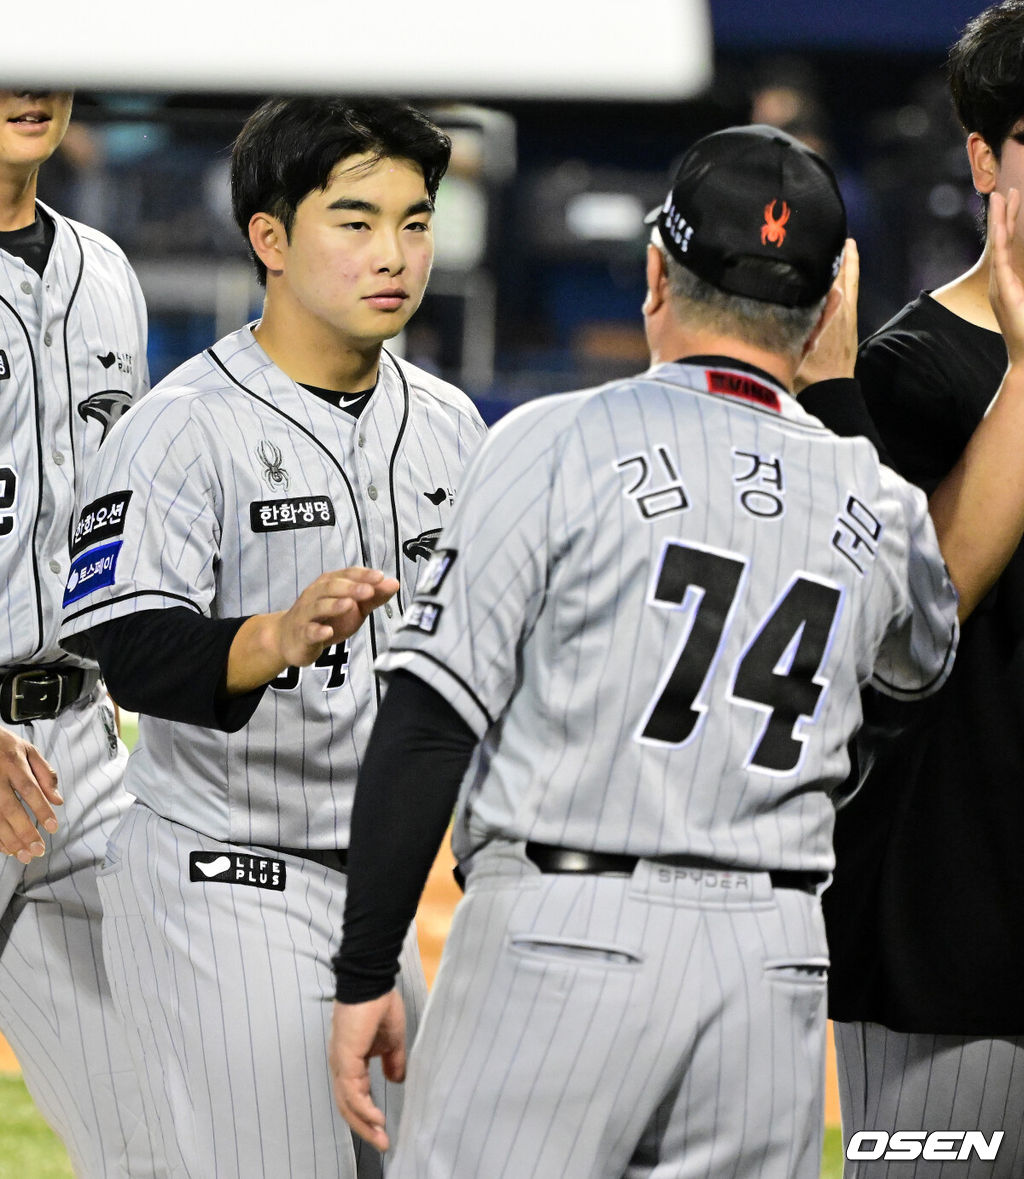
(226, 566), (400, 695)
(330, 991), (406, 1151)
(794, 238), (860, 393)
(0, 725), (63, 863)
(988, 188), (1024, 360)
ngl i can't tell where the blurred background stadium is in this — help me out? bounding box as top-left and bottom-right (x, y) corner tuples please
(23, 1), (989, 428)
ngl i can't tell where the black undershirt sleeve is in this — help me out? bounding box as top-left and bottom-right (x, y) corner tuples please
(83, 608), (267, 731)
(333, 671), (477, 1003)
(799, 377), (895, 468)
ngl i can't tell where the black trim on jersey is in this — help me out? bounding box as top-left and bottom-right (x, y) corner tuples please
(60, 218), (86, 557)
(62, 588), (203, 630)
(871, 619), (958, 699)
(205, 345), (384, 702)
(0, 290), (46, 658)
(384, 645), (493, 729)
(382, 347), (410, 618)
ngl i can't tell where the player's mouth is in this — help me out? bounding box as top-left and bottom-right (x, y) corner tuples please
(363, 289), (409, 311)
(6, 110), (53, 131)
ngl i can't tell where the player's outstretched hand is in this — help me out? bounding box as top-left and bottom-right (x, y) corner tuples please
(275, 567), (400, 668)
(330, 992), (407, 1151)
(0, 726), (62, 863)
(989, 189), (1024, 363)
(226, 567), (400, 694)
(794, 238), (859, 393)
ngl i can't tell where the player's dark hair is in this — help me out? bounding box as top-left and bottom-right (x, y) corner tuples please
(948, 0), (1024, 157)
(656, 234), (826, 357)
(231, 96), (452, 285)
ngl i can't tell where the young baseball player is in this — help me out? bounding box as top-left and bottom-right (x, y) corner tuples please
(58, 96), (486, 1179)
(328, 125), (1024, 1179)
(802, 5), (1024, 1174)
(0, 89), (162, 1176)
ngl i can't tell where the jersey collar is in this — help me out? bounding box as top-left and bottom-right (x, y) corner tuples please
(673, 354), (787, 413)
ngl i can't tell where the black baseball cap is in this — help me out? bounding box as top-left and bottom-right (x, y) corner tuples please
(647, 124), (847, 308)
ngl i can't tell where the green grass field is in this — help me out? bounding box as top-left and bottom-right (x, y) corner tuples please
(0, 1069), (845, 1177)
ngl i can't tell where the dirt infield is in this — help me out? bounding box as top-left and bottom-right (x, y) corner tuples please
(0, 834), (840, 1127)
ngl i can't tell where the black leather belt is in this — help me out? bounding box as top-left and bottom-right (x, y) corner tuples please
(0, 665), (95, 725)
(524, 842), (826, 894)
(274, 846), (348, 873)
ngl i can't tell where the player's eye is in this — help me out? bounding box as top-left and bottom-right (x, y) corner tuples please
(340, 220), (370, 230)
(405, 220), (431, 233)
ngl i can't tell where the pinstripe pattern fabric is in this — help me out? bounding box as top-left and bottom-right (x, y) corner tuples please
(835, 1021), (1024, 1178)
(97, 804), (426, 1179)
(0, 692), (160, 1176)
(60, 326), (486, 849)
(2, 203), (156, 1175)
(372, 359), (960, 1177)
(391, 843), (828, 1179)
(382, 362), (958, 873)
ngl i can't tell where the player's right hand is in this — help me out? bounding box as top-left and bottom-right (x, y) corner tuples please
(275, 566), (401, 667)
(330, 991), (407, 1151)
(226, 567), (401, 695)
(0, 726), (62, 863)
(989, 189), (1024, 363)
(794, 237), (860, 393)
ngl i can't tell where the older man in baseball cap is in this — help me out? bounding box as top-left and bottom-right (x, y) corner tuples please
(328, 124), (1024, 1179)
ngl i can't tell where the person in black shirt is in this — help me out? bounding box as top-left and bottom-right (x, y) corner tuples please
(807, 6), (1024, 1174)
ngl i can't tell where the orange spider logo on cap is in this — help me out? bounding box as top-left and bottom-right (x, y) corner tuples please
(761, 200), (790, 246)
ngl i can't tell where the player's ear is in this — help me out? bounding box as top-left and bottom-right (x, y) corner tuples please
(967, 132), (998, 195)
(643, 243), (669, 319)
(248, 212), (287, 278)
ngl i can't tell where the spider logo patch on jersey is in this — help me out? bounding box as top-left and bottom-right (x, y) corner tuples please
(256, 440), (290, 492)
(415, 547), (457, 595)
(78, 390), (134, 444)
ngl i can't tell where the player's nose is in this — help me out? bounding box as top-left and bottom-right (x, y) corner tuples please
(373, 229), (406, 275)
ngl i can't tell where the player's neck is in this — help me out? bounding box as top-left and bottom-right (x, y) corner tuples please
(931, 250), (1004, 333)
(0, 167), (39, 232)
(252, 305), (382, 393)
(650, 329), (796, 391)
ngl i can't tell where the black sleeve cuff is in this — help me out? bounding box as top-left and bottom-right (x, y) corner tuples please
(333, 671), (476, 1003)
(86, 608), (266, 731)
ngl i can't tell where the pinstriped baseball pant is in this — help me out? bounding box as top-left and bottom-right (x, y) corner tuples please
(0, 690), (161, 1177)
(390, 841), (829, 1179)
(835, 1021), (1024, 1177)
(97, 802), (427, 1179)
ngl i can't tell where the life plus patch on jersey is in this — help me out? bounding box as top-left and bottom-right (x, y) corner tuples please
(250, 496), (336, 532)
(62, 541), (122, 606)
(188, 851), (286, 891)
(0, 349), (10, 380)
(70, 490), (133, 557)
(405, 600), (444, 634)
(705, 369), (781, 412)
(415, 547), (456, 595)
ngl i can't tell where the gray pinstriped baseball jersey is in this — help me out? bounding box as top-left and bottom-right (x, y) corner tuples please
(381, 359), (958, 872)
(1, 203), (158, 1173)
(60, 324), (486, 848)
(2, 201), (148, 666)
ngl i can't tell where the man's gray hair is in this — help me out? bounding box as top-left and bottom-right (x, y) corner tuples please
(652, 229), (827, 357)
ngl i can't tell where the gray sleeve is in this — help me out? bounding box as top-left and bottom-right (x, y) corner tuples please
(870, 471), (959, 699)
(377, 400), (566, 736)
(60, 392), (221, 639)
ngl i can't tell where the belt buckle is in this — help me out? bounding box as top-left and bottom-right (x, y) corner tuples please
(5, 670), (64, 723)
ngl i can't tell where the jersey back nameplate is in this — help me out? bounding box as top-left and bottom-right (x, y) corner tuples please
(250, 496), (336, 533)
